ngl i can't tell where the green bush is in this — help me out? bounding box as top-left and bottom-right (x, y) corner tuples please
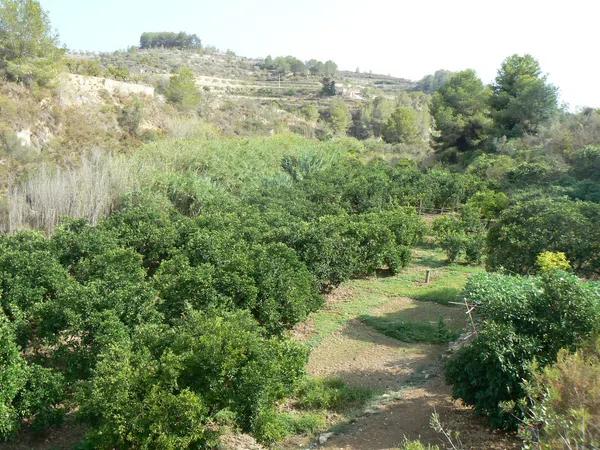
(536, 250), (571, 272)
(400, 440), (440, 450)
(164, 66), (201, 112)
(570, 145), (600, 181)
(464, 234), (486, 264)
(432, 206), (486, 264)
(0, 319), (64, 438)
(251, 243), (322, 334)
(78, 310), (306, 447)
(446, 271), (600, 428)
(153, 254), (224, 321)
(487, 198), (600, 276)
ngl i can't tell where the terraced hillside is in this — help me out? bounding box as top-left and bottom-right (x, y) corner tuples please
(71, 48), (416, 102)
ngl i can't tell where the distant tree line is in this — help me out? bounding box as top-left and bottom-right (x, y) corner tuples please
(414, 69), (453, 93)
(139, 32), (202, 50)
(262, 55), (337, 76)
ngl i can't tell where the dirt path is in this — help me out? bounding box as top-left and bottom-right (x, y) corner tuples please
(320, 375), (519, 450)
(290, 248), (520, 450)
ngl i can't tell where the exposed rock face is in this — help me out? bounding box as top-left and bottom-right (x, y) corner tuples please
(58, 73), (155, 106)
(15, 129), (32, 147)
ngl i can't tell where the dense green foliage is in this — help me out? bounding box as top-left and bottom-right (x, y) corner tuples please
(1, 2), (600, 445)
(415, 69), (453, 93)
(0, 136), (441, 444)
(262, 55), (337, 76)
(431, 69), (492, 156)
(382, 106), (420, 144)
(490, 54), (558, 138)
(487, 198), (600, 276)
(326, 99), (351, 134)
(432, 205), (487, 264)
(445, 270), (600, 428)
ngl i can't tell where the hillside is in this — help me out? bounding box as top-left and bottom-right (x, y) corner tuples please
(1, 46), (425, 204)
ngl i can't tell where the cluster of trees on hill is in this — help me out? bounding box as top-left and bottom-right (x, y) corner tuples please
(262, 55), (337, 76)
(431, 54), (558, 161)
(349, 93), (431, 145)
(139, 31), (202, 49)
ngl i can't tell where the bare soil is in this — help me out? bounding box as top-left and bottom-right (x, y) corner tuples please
(320, 375), (520, 450)
(289, 280), (521, 450)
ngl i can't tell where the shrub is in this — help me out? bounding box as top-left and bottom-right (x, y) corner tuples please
(464, 234), (486, 265)
(102, 194), (181, 271)
(166, 311), (307, 432)
(78, 310), (306, 447)
(0, 318), (64, 438)
(570, 144), (600, 181)
(153, 254), (224, 321)
(251, 243), (322, 334)
(16, 364), (65, 433)
(117, 98), (144, 136)
(432, 209), (486, 264)
(77, 340), (217, 449)
(521, 336), (600, 449)
(536, 251), (571, 273)
(466, 190), (509, 222)
(487, 198), (600, 276)
(164, 66), (201, 112)
(0, 241), (71, 346)
(439, 232), (465, 263)
(400, 440), (440, 450)
(446, 271), (600, 428)
(184, 229), (259, 312)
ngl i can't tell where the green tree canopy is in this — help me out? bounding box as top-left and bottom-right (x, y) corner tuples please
(491, 54), (558, 137)
(382, 106), (420, 144)
(327, 99), (351, 135)
(0, 0), (64, 86)
(431, 69), (492, 154)
(164, 66), (201, 112)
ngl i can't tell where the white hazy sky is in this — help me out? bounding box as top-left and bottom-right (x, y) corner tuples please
(39, 0), (600, 109)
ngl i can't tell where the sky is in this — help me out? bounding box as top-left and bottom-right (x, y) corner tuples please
(39, 0), (600, 109)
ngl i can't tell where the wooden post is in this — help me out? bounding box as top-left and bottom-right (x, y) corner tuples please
(425, 269), (431, 284)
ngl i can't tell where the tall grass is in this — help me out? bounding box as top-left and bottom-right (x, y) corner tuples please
(3, 150), (137, 233)
(1, 134), (356, 233)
